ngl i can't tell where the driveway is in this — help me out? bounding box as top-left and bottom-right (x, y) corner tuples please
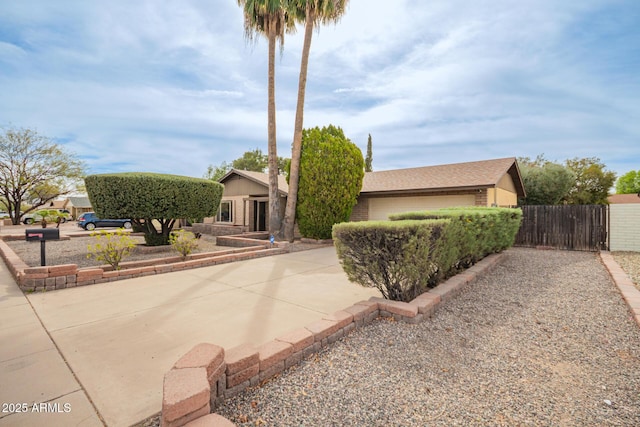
(23, 247), (381, 426)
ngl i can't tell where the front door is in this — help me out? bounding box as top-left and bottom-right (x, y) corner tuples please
(253, 201), (267, 231)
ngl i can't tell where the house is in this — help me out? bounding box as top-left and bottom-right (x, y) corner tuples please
(66, 196), (93, 219)
(351, 157), (525, 221)
(211, 157), (525, 228)
(608, 194), (640, 204)
(214, 170), (288, 232)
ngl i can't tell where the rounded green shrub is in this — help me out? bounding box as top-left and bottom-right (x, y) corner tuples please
(85, 172), (223, 245)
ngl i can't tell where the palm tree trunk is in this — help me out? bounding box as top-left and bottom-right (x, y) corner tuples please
(283, 6), (314, 242)
(267, 21), (281, 235)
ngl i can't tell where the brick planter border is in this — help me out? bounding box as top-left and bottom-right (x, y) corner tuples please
(600, 251), (640, 328)
(0, 235), (288, 292)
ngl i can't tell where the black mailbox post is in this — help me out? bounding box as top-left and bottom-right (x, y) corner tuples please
(26, 228), (60, 266)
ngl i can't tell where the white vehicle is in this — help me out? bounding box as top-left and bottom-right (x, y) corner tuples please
(22, 209), (72, 225)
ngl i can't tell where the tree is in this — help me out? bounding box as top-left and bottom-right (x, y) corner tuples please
(565, 157), (616, 205)
(517, 156), (575, 205)
(85, 173), (223, 245)
(237, 0), (295, 236)
(616, 170), (640, 194)
(296, 125), (364, 239)
(365, 133), (373, 172)
(0, 126), (86, 224)
(283, 0), (350, 242)
(204, 151), (289, 184)
(232, 148), (268, 171)
(203, 161), (232, 182)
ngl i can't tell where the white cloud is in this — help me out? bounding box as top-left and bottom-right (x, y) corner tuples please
(0, 0), (637, 178)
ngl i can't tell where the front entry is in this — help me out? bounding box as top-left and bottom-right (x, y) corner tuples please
(253, 201), (267, 231)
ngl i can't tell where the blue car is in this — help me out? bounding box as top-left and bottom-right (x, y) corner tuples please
(77, 212), (132, 231)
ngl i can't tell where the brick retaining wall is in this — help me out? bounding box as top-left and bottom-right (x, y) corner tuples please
(0, 236), (287, 292)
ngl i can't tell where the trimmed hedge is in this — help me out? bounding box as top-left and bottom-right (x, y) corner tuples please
(333, 219), (454, 302)
(389, 207), (522, 266)
(85, 173), (223, 245)
(333, 207), (522, 302)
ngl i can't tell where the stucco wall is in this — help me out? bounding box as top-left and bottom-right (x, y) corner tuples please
(610, 204), (640, 252)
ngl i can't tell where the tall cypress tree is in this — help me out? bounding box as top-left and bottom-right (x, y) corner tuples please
(365, 133), (373, 172)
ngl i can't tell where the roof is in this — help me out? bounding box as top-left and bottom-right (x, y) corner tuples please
(219, 169), (289, 196)
(361, 157), (525, 197)
(607, 193), (640, 204)
(67, 196), (92, 208)
(47, 200), (68, 209)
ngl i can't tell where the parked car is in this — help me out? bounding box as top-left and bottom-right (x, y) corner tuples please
(0, 211), (9, 219)
(22, 209), (72, 225)
(77, 212), (132, 231)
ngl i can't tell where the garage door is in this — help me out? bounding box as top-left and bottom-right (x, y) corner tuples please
(368, 195), (476, 221)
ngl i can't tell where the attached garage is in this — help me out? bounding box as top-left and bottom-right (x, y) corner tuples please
(368, 194), (476, 221)
(350, 157), (525, 222)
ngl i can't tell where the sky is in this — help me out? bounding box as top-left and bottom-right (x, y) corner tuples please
(1, 0), (639, 181)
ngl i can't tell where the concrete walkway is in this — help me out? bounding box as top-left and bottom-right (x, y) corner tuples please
(1, 247), (380, 427)
(0, 256), (103, 426)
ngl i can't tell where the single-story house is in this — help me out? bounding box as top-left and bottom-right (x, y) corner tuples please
(211, 157), (525, 228)
(351, 157), (525, 221)
(66, 196), (93, 219)
(214, 169), (289, 232)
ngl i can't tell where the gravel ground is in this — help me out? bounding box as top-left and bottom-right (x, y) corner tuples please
(4, 233), (227, 268)
(612, 251), (640, 290)
(209, 248), (640, 426)
(4, 233), (331, 269)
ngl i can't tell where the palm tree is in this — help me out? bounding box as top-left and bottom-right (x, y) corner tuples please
(282, 0), (349, 242)
(237, 0), (294, 236)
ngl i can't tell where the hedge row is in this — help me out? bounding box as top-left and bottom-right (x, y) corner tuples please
(389, 207), (523, 267)
(333, 207), (522, 302)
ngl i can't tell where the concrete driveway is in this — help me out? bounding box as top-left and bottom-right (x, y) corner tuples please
(22, 246), (381, 426)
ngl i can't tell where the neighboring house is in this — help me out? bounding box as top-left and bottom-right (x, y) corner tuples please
(66, 196), (93, 220)
(608, 194), (640, 204)
(351, 157), (525, 221)
(48, 200), (68, 210)
(212, 157), (525, 228)
(215, 170), (288, 232)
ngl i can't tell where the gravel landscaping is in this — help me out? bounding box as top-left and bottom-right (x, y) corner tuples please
(4, 234), (228, 268)
(3, 232), (331, 269)
(612, 251), (640, 290)
(210, 248), (640, 426)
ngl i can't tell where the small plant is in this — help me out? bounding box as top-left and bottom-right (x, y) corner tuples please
(87, 229), (136, 270)
(169, 229), (199, 259)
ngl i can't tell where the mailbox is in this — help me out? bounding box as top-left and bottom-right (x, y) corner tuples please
(26, 228), (60, 266)
(26, 228), (60, 242)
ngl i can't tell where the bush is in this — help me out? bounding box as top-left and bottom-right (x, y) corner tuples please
(85, 172), (223, 246)
(170, 229), (199, 259)
(389, 207), (522, 266)
(296, 125), (364, 240)
(86, 229), (137, 270)
(333, 219), (453, 302)
(334, 207), (522, 302)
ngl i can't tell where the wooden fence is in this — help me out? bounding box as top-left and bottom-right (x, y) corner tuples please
(514, 205), (608, 252)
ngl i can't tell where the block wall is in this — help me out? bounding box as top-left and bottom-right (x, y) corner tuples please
(610, 204), (640, 252)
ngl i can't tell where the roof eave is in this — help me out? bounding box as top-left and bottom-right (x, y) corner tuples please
(360, 184), (494, 197)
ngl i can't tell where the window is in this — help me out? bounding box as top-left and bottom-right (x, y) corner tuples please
(216, 201), (232, 223)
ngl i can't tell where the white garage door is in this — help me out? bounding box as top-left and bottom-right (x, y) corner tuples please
(368, 195), (476, 221)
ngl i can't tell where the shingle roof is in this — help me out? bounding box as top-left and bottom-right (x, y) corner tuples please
(67, 196), (92, 208)
(220, 169), (289, 195)
(607, 193), (640, 204)
(361, 157), (525, 197)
